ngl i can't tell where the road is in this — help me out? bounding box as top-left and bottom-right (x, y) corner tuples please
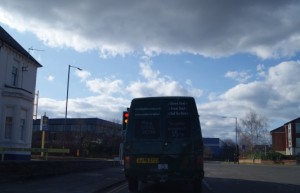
(1, 162), (299, 193)
(102, 162), (300, 193)
(1, 166), (125, 193)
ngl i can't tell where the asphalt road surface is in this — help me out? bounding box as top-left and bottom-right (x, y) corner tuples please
(103, 162), (300, 193)
(1, 162), (299, 193)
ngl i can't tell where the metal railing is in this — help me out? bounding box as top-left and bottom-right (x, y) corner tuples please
(0, 147), (70, 161)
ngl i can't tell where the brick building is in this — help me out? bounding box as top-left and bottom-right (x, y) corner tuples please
(270, 117), (300, 155)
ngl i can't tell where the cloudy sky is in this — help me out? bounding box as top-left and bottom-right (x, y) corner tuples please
(1, 0), (300, 141)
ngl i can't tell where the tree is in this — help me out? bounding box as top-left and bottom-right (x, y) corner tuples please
(239, 110), (270, 154)
(221, 138), (236, 161)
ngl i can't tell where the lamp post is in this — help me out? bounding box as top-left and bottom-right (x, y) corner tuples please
(63, 65), (82, 148)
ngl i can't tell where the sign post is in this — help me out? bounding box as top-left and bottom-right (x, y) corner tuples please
(40, 113), (48, 157)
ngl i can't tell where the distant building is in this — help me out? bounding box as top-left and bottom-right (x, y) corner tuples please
(0, 26), (42, 160)
(32, 118), (122, 156)
(270, 117), (300, 155)
(203, 138), (224, 160)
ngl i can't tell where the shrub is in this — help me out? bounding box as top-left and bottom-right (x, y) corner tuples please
(261, 151), (283, 161)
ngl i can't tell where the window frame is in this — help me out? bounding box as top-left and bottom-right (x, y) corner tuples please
(20, 118), (26, 140)
(11, 66), (18, 86)
(5, 116), (13, 139)
(296, 123), (300, 134)
(296, 138), (300, 148)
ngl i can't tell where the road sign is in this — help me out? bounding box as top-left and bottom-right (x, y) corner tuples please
(41, 115), (49, 131)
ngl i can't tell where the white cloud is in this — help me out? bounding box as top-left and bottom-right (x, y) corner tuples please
(38, 59), (204, 119)
(267, 60), (300, 102)
(38, 96), (130, 121)
(37, 59), (300, 139)
(47, 75), (55, 81)
(199, 60), (300, 135)
(256, 64), (266, 78)
(75, 70), (91, 82)
(127, 78), (186, 98)
(139, 62), (160, 79)
(225, 70), (252, 83)
(127, 61), (203, 98)
(219, 82), (277, 109)
(1, 0), (300, 58)
(4, 0), (300, 140)
(185, 79), (192, 86)
(38, 98), (65, 117)
(85, 77), (123, 95)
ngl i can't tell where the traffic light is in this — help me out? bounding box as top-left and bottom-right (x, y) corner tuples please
(123, 111), (129, 130)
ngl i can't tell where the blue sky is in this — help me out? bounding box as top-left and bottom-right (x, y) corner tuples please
(1, 0), (300, 141)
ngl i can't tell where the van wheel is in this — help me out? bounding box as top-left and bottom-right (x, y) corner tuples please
(193, 179), (202, 193)
(128, 178), (138, 192)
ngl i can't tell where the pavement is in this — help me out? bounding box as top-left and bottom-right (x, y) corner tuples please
(0, 166), (126, 193)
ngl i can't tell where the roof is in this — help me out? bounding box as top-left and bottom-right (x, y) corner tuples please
(131, 96), (195, 102)
(284, 116), (300, 125)
(270, 116), (300, 133)
(0, 25), (42, 67)
(270, 126), (285, 133)
(33, 118), (121, 126)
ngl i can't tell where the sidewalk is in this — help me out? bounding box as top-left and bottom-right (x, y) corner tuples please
(1, 166), (126, 193)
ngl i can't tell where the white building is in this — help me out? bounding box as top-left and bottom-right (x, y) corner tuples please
(0, 26), (42, 160)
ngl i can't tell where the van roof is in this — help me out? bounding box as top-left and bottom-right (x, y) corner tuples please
(129, 96), (198, 117)
(131, 96), (195, 101)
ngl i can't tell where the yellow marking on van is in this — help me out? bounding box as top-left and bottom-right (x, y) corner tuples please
(136, 158), (159, 164)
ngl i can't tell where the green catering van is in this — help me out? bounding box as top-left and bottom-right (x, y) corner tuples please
(123, 96), (204, 192)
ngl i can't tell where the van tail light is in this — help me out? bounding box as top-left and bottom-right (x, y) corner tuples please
(124, 156), (130, 169)
(196, 155), (203, 166)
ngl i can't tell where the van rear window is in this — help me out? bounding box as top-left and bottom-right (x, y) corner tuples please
(134, 119), (160, 139)
(166, 119), (191, 138)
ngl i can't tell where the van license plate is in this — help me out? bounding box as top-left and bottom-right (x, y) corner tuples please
(136, 158), (159, 164)
(158, 164), (168, 170)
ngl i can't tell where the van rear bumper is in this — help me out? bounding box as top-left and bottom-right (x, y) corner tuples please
(125, 168), (204, 183)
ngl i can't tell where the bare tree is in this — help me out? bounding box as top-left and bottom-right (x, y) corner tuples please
(222, 138), (236, 161)
(239, 110), (270, 153)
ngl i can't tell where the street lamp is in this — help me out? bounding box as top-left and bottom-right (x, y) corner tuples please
(63, 65), (82, 148)
(222, 116), (238, 152)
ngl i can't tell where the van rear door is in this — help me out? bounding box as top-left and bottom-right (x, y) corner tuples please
(124, 97), (203, 182)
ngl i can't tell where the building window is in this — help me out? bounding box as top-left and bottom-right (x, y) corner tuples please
(20, 109), (27, 140)
(296, 138), (300, 148)
(20, 119), (25, 140)
(12, 66), (18, 86)
(5, 117), (13, 139)
(296, 123), (300, 134)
